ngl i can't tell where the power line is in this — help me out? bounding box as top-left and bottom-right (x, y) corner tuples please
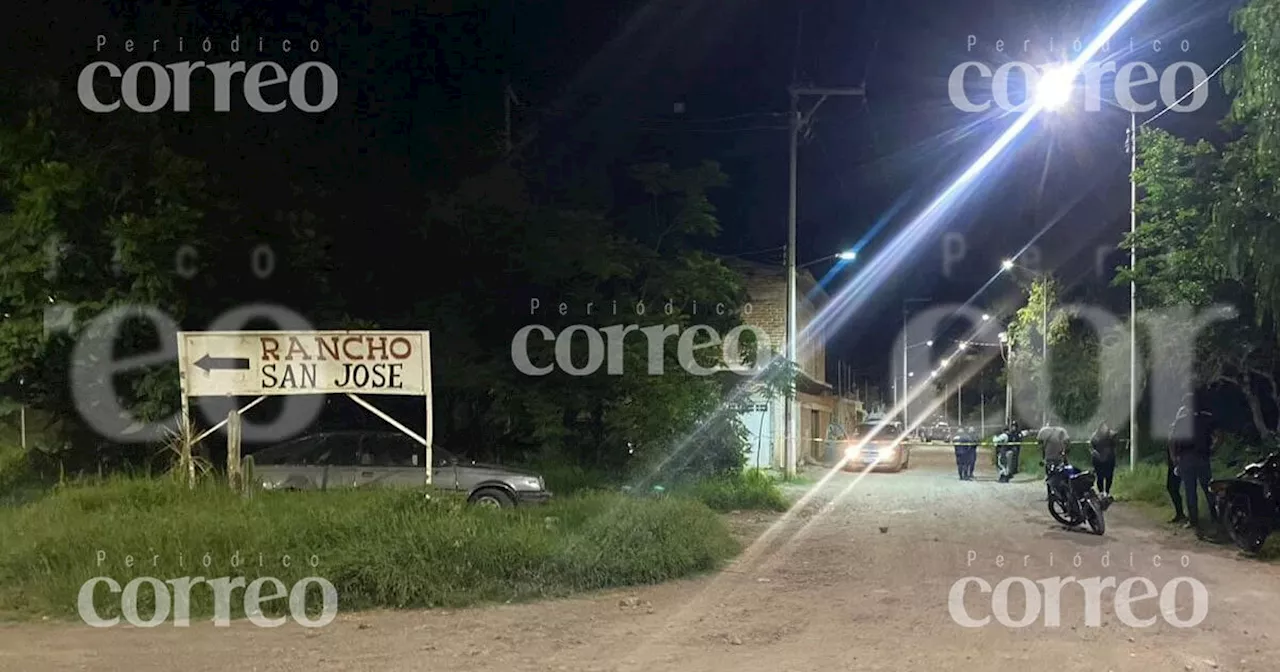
(636, 124), (788, 134)
(1146, 42), (1244, 126)
(717, 245), (786, 260)
(642, 111), (787, 125)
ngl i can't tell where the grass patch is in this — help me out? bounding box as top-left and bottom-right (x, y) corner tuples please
(0, 477), (738, 622)
(678, 469), (788, 512)
(526, 462), (617, 497)
(1111, 454), (1280, 560)
(1111, 460), (1169, 506)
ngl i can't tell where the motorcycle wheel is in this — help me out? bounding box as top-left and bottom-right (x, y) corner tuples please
(1047, 493), (1081, 526)
(1084, 493), (1106, 535)
(1224, 499), (1269, 554)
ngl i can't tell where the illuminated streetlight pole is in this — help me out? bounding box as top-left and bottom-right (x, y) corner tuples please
(786, 85), (864, 480)
(1035, 68), (1140, 463)
(1126, 110), (1139, 471)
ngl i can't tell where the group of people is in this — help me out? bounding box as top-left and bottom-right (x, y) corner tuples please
(981, 419), (1120, 496)
(992, 421), (1025, 482)
(943, 391), (1217, 538)
(951, 427), (979, 480)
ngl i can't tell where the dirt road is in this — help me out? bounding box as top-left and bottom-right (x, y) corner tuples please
(4, 445), (1280, 672)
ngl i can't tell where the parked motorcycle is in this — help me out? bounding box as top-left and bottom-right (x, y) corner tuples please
(1210, 452), (1280, 554)
(1045, 463), (1106, 535)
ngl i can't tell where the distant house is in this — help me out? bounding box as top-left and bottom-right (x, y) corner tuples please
(719, 258), (840, 470)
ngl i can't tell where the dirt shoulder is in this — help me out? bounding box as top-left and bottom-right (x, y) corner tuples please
(3, 447), (1279, 672)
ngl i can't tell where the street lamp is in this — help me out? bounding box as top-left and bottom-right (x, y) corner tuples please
(1036, 76), (1141, 468)
(798, 249), (858, 269)
(1124, 112), (1139, 472)
(901, 339), (932, 428)
(998, 330), (1012, 426)
(1035, 65), (1075, 111)
(786, 86), (865, 480)
(900, 298), (932, 429)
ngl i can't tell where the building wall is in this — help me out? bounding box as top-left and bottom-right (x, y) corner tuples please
(735, 262), (834, 468)
(741, 272), (826, 382)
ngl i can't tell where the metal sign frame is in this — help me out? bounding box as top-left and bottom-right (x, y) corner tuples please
(176, 330), (434, 484)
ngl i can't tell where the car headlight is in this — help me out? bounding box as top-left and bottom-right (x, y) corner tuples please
(515, 476), (544, 491)
(844, 445), (861, 458)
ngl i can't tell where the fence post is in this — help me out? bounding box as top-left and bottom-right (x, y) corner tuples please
(179, 414), (195, 489)
(227, 410), (242, 492)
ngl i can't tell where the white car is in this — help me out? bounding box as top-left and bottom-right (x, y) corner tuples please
(842, 422), (910, 472)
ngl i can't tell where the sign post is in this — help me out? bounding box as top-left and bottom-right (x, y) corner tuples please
(176, 330), (434, 484)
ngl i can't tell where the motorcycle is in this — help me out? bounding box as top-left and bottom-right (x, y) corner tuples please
(1209, 452), (1280, 554)
(1045, 462), (1106, 535)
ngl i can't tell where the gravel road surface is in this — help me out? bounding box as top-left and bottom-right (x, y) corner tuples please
(4, 445), (1279, 672)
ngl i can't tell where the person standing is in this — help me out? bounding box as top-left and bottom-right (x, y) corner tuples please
(1038, 424), (1070, 500)
(1007, 420), (1023, 478)
(1038, 425), (1069, 470)
(1090, 422), (1117, 498)
(964, 426), (979, 480)
(1170, 392), (1217, 535)
(994, 429), (1011, 482)
(953, 427), (974, 480)
(1165, 422), (1186, 524)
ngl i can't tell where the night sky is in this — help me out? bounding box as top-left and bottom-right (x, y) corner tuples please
(4, 0), (1243, 389)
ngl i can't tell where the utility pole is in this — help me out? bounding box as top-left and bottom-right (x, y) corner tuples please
(1041, 281), (1048, 427)
(902, 307), (908, 426)
(785, 83), (864, 479)
(1127, 110), (1139, 470)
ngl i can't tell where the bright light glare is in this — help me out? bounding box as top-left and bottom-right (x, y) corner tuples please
(926, 340), (934, 346)
(1036, 66), (1074, 110)
(836, 250), (857, 260)
(1001, 259), (1015, 271)
(982, 313), (990, 321)
(958, 343), (968, 351)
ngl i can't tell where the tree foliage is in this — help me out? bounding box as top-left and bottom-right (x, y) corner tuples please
(1118, 0), (1280, 437)
(0, 83), (760, 479)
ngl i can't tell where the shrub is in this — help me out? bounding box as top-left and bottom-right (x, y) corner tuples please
(680, 469), (788, 512)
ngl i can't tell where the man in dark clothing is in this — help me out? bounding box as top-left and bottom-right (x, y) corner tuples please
(1169, 393), (1217, 533)
(1038, 425), (1070, 501)
(962, 427), (979, 480)
(1165, 445), (1186, 523)
(953, 428), (969, 480)
(1090, 422), (1117, 498)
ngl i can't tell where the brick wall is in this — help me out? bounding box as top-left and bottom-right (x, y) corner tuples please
(742, 271), (825, 383)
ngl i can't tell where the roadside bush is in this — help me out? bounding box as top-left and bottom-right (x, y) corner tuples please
(680, 469), (788, 512)
(526, 462), (616, 496)
(1111, 461), (1168, 505)
(0, 478), (738, 621)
